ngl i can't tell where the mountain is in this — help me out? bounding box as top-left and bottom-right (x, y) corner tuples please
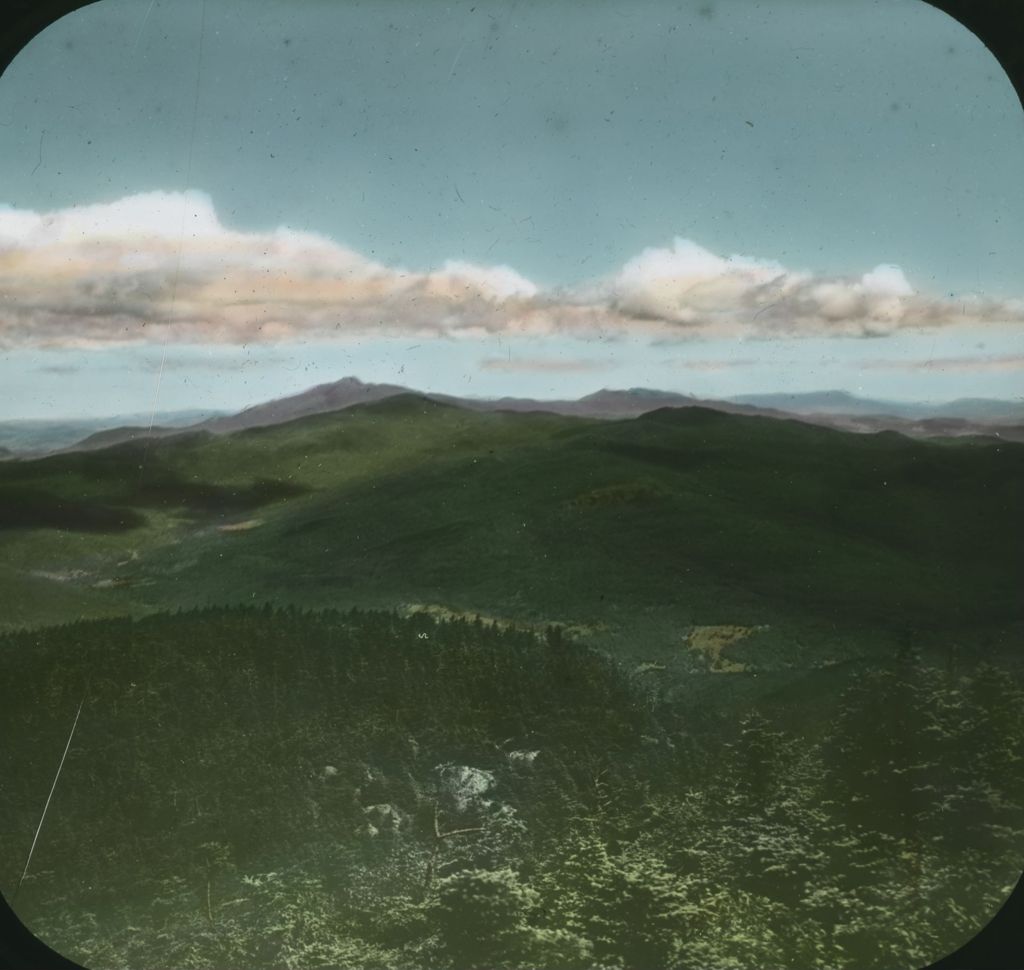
(54, 379), (422, 451)
(16, 379), (1024, 459)
(197, 379), (774, 428)
(70, 424), (204, 452)
(800, 412), (1024, 442)
(552, 387), (789, 420)
(199, 376), (411, 434)
(934, 397), (1024, 422)
(467, 387), (704, 417)
(1, 394), (1019, 671)
(189, 379), (1024, 443)
(731, 390), (1024, 422)
(3, 391), (1020, 970)
(7, 380), (792, 454)
(0, 409), (224, 454)
(731, 390), (906, 416)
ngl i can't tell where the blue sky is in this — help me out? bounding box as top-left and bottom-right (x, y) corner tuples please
(0, 0), (1022, 418)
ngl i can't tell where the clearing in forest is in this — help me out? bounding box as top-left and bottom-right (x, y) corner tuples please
(685, 624), (768, 673)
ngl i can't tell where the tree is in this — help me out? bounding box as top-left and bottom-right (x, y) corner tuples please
(434, 868), (538, 970)
(536, 830), (693, 970)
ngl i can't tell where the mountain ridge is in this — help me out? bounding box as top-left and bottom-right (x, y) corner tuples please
(731, 389), (1024, 422)
(7, 378), (1024, 456)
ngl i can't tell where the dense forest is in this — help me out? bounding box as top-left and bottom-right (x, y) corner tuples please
(2, 607), (1022, 969)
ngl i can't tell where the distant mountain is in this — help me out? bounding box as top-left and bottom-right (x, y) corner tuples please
(801, 413), (1024, 443)
(731, 390), (1024, 423)
(730, 390), (899, 416)
(194, 378), (1023, 443)
(932, 398), (1024, 422)
(549, 387), (701, 416)
(69, 425), (198, 452)
(12, 381), (1024, 456)
(430, 386), (738, 419)
(0, 410), (224, 454)
(200, 377), (409, 434)
(1, 392), (1020, 652)
(192, 379), (793, 429)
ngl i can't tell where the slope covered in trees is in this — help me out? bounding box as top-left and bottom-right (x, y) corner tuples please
(0, 399), (1020, 676)
(2, 608), (1021, 969)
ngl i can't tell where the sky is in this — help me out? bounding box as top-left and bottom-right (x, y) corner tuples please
(0, 0), (1022, 418)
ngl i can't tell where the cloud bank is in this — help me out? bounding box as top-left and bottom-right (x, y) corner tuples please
(662, 357), (761, 371)
(595, 238), (1018, 337)
(859, 353), (1024, 373)
(479, 356), (614, 373)
(1, 192), (1021, 348)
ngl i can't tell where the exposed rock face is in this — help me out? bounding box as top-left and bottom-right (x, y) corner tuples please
(506, 749), (540, 765)
(437, 764), (496, 810)
(362, 802), (408, 836)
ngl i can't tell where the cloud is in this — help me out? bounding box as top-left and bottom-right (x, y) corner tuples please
(31, 350), (289, 377)
(662, 357), (760, 371)
(2, 193), (1022, 349)
(479, 356), (614, 373)
(600, 238), (794, 325)
(859, 353), (1024, 373)
(590, 237), (1022, 339)
(433, 260), (538, 302)
(135, 352), (299, 373)
(0, 190), (546, 348)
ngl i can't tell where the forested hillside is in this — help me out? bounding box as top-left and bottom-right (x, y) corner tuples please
(2, 399), (1022, 967)
(1, 399), (1020, 670)
(2, 608), (1022, 969)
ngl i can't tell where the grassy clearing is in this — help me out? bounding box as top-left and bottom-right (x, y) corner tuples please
(684, 624), (770, 673)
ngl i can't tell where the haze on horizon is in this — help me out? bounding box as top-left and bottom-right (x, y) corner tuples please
(0, 0), (1022, 420)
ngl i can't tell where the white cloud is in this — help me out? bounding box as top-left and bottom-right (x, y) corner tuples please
(0, 194), (1021, 348)
(432, 260), (538, 301)
(1, 190), (224, 247)
(0, 191), (542, 347)
(607, 237), (796, 325)
(662, 357), (761, 371)
(860, 353), (1024, 373)
(861, 263), (913, 297)
(592, 236), (1020, 338)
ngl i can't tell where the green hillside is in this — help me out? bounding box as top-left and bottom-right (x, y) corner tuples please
(1, 396), (1019, 674)
(2, 400), (1023, 969)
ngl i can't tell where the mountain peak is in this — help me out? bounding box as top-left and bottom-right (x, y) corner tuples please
(580, 387), (693, 403)
(203, 375), (412, 434)
(323, 376), (368, 389)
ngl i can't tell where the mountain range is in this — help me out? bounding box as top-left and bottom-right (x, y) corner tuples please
(0, 390), (1020, 674)
(0, 409), (224, 454)
(4, 379), (1022, 457)
(732, 390), (1024, 422)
